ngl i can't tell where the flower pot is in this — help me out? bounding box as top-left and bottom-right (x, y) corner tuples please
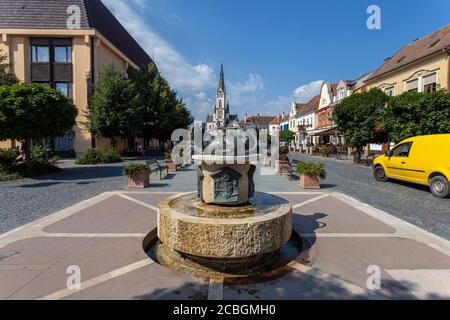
(275, 160), (289, 174)
(299, 174), (321, 189)
(127, 170), (150, 188)
(165, 160), (177, 172)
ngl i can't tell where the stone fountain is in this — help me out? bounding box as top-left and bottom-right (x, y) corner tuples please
(148, 65), (298, 277)
(151, 125), (296, 278)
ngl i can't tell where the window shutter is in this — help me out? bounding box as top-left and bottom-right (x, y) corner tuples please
(406, 79), (418, 91)
(423, 73), (437, 86)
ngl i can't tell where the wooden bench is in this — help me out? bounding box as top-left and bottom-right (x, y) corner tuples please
(146, 159), (168, 179)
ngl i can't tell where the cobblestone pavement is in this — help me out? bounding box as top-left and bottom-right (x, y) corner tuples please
(0, 160), (299, 235)
(1, 155), (449, 240)
(289, 153), (450, 240)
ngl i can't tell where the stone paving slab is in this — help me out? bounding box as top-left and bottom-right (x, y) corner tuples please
(0, 190), (449, 300)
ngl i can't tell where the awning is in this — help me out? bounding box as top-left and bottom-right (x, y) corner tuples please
(307, 127), (338, 136)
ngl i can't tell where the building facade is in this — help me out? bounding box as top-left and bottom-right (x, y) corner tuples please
(365, 24), (450, 96)
(0, 0), (154, 154)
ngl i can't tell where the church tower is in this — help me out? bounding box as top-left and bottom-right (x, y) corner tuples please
(214, 64), (228, 126)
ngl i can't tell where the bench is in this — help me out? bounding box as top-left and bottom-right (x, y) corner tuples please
(146, 159), (168, 179)
(288, 159), (302, 179)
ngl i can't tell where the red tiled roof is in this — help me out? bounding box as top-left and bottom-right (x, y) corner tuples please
(246, 116), (277, 126)
(330, 83), (338, 95)
(269, 116), (281, 125)
(367, 24), (450, 81)
(298, 95), (320, 116)
(295, 103), (306, 112)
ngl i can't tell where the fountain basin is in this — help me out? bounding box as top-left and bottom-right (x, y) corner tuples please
(158, 192), (292, 259)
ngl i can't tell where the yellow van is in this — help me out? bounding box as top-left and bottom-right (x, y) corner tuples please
(373, 134), (450, 198)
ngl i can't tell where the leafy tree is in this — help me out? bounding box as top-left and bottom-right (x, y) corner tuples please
(128, 64), (159, 148)
(333, 88), (389, 162)
(383, 90), (450, 143)
(129, 64), (193, 150)
(0, 83), (77, 163)
(279, 130), (295, 143)
(87, 65), (139, 147)
(0, 49), (17, 85)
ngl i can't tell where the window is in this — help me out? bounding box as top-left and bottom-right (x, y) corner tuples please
(392, 142), (412, 157)
(338, 88), (345, 100)
(385, 87), (395, 96)
(54, 46), (72, 63)
(406, 79), (418, 92)
(32, 46), (49, 62)
(423, 73), (437, 93)
(55, 82), (72, 98)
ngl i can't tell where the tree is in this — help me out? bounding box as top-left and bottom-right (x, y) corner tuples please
(0, 49), (17, 86)
(128, 64), (160, 148)
(87, 65), (139, 147)
(130, 65), (193, 150)
(383, 90), (450, 143)
(0, 83), (77, 163)
(279, 130), (295, 143)
(333, 88), (389, 163)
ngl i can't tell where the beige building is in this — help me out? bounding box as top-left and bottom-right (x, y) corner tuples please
(366, 24), (450, 96)
(0, 0), (154, 154)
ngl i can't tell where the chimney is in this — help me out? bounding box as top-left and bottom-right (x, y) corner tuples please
(282, 112), (286, 118)
(257, 113), (261, 117)
(244, 113), (248, 122)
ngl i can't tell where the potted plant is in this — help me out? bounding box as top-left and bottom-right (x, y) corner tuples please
(296, 161), (327, 189)
(275, 146), (290, 174)
(164, 152), (177, 172)
(123, 163), (150, 188)
(320, 145), (331, 158)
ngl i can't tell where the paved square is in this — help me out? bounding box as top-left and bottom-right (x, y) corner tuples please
(0, 190), (449, 300)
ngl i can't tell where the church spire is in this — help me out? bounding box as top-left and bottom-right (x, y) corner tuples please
(217, 63), (225, 94)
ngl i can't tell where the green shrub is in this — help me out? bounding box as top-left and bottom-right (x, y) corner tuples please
(296, 161), (327, 179)
(123, 163), (150, 177)
(320, 145), (331, 157)
(75, 148), (122, 165)
(0, 150), (17, 170)
(0, 168), (22, 181)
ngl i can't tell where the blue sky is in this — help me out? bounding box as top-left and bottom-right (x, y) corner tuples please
(102, 0), (450, 120)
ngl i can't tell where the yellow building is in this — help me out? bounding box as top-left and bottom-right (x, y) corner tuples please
(0, 0), (154, 155)
(366, 24), (450, 96)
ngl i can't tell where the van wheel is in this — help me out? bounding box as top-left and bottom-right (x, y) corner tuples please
(430, 176), (450, 198)
(374, 166), (388, 182)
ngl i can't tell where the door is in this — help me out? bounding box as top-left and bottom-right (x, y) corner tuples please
(385, 142), (424, 183)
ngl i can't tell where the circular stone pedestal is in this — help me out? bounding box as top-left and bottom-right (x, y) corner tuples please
(157, 192), (292, 275)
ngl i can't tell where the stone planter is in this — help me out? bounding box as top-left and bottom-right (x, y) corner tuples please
(165, 160), (177, 172)
(275, 160), (289, 174)
(299, 174), (321, 189)
(127, 170), (150, 188)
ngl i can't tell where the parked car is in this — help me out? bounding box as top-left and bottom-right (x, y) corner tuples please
(372, 134), (450, 198)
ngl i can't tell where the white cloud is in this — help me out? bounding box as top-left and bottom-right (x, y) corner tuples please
(293, 80), (324, 103)
(263, 80), (323, 116)
(263, 96), (292, 114)
(228, 74), (264, 113)
(229, 74), (264, 94)
(101, 0), (214, 93)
